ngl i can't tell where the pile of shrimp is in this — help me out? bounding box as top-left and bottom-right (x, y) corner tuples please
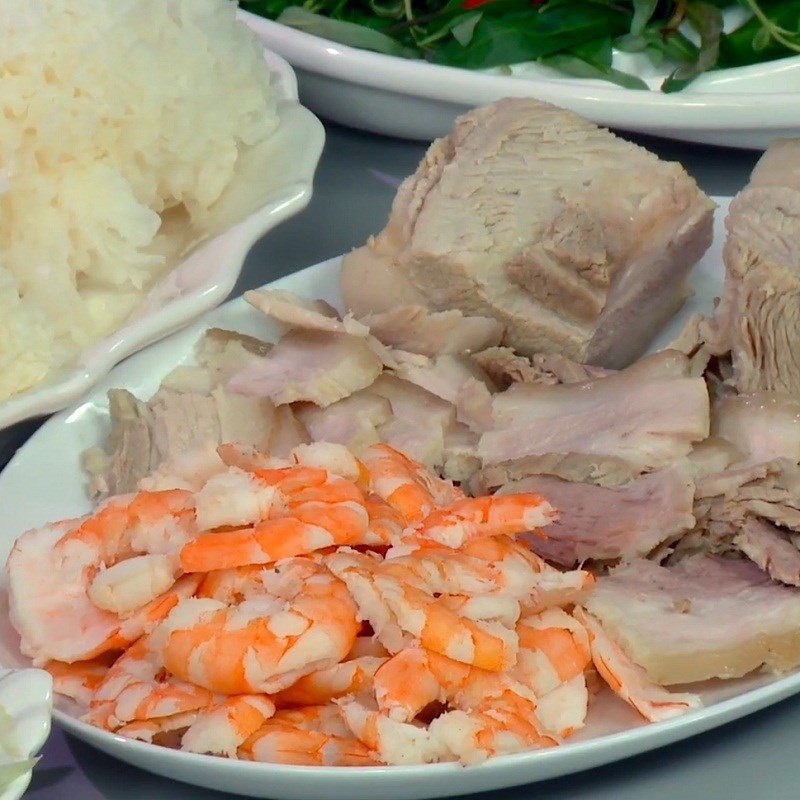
(7, 442), (701, 766)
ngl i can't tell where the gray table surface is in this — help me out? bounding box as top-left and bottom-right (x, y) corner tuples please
(8, 121), (797, 800)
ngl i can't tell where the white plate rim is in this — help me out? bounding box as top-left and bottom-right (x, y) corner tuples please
(0, 43), (325, 431)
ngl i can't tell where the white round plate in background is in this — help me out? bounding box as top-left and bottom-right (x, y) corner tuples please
(242, 12), (800, 149)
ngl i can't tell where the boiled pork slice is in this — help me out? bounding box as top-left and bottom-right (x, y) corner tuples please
(341, 99), (714, 368)
(370, 373), (455, 467)
(361, 306), (503, 356)
(584, 555), (800, 684)
(83, 329), (284, 497)
(675, 458), (800, 583)
(471, 453), (645, 495)
(391, 352), (495, 404)
(694, 459), (800, 537)
(471, 346), (612, 390)
(244, 289), (367, 337)
(712, 392), (800, 464)
(500, 466), (694, 566)
(478, 351), (710, 472)
(696, 139), (800, 393)
(295, 390), (392, 454)
(228, 330), (383, 408)
(733, 518), (800, 587)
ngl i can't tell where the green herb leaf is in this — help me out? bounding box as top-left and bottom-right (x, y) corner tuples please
(541, 52), (649, 87)
(276, 6), (420, 56)
(615, 32), (647, 51)
(662, 0), (723, 91)
(367, 0), (405, 20)
(451, 12), (483, 45)
(719, 0), (800, 66)
(630, 0), (657, 35)
(432, 3), (629, 69)
(571, 35), (614, 68)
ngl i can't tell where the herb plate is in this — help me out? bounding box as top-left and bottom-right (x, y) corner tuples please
(241, 10), (800, 148)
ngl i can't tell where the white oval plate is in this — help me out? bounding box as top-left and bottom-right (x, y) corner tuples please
(3, 197), (800, 800)
(241, 11), (800, 149)
(0, 43), (325, 431)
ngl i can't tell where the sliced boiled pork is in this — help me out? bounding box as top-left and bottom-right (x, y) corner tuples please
(228, 330), (383, 408)
(584, 556), (800, 684)
(501, 467), (695, 566)
(342, 99), (714, 368)
(478, 352), (709, 472)
(84, 330), (278, 497)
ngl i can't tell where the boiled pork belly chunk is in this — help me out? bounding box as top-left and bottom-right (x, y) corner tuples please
(584, 556), (800, 685)
(342, 98), (714, 368)
(700, 139), (800, 393)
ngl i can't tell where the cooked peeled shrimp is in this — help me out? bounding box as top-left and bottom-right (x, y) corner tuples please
(437, 593), (521, 628)
(573, 607), (701, 723)
(239, 705), (376, 766)
(273, 656), (386, 707)
(325, 549), (411, 654)
(513, 610), (592, 736)
(117, 710), (199, 745)
(327, 547), (517, 669)
(374, 573), (518, 671)
(193, 469), (278, 531)
(86, 634), (215, 731)
(291, 442), (361, 482)
(9, 510), (199, 663)
(182, 695), (276, 756)
(216, 443), (288, 474)
(180, 467), (368, 572)
(371, 647), (558, 765)
(428, 689), (556, 765)
(413, 494), (557, 549)
(88, 554), (178, 615)
(378, 547), (499, 597)
(45, 654), (116, 706)
(161, 558), (359, 694)
(8, 492), (194, 663)
(337, 697), (449, 766)
(196, 564), (267, 602)
(180, 505), (368, 573)
(362, 494), (407, 546)
(360, 444), (441, 524)
(381, 536), (570, 607)
(459, 536), (594, 612)
(373, 647), (502, 723)
(218, 443), (350, 501)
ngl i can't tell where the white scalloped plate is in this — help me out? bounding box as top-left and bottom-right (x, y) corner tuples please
(241, 11), (800, 148)
(0, 43), (325, 431)
(3, 198), (800, 800)
(0, 669), (52, 800)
